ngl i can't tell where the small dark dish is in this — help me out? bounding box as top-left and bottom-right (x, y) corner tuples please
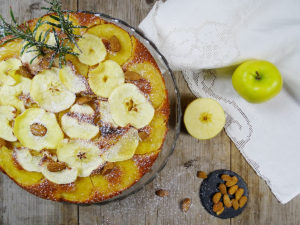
(200, 169), (249, 219)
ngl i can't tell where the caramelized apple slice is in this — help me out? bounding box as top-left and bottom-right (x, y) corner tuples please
(0, 146), (44, 186)
(127, 62), (166, 109)
(91, 159), (141, 201)
(135, 110), (168, 154)
(60, 177), (94, 202)
(0, 39), (22, 60)
(87, 24), (132, 65)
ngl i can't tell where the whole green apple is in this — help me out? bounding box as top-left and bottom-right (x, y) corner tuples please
(232, 60), (283, 103)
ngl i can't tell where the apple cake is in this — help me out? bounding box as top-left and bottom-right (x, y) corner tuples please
(0, 12), (169, 203)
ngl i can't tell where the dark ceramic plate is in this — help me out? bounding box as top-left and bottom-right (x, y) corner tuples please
(200, 169), (248, 219)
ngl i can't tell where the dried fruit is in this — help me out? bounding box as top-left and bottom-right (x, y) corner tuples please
(221, 174), (232, 182)
(138, 131), (150, 140)
(76, 96), (94, 105)
(47, 161), (67, 172)
(59, 65), (87, 93)
(239, 196), (248, 208)
(102, 128), (139, 162)
(197, 171), (207, 179)
(61, 104), (99, 140)
(0, 138), (6, 148)
(74, 33), (107, 66)
(101, 162), (115, 175)
(218, 183), (227, 195)
(216, 206), (224, 215)
(228, 184), (239, 195)
(108, 35), (121, 52)
(212, 192), (222, 204)
(30, 123), (47, 137)
(30, 69), (76, 113)
(88, 23), (132, 65)
(108, 83), (155, 129)
(57, 139), (105, 177)
(18, 66), (33, 79)
(223, 194), (232, 208)
(181, 198), (191, 213)
(232, 199), (239, 210)
(226, 176), (238, 187)
(212, 202), (223, 213)
(155, 189), (169, 197)
(125, 71), (142, 81)
(235, 188), (244, 201)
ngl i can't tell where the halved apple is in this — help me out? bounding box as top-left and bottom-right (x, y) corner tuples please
(184, 98), (226, 140)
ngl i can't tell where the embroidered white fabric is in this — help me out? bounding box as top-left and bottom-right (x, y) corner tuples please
(139, 0), (300, 204)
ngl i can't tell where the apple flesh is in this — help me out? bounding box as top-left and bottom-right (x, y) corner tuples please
(184, 98), (226, 140)
(232, 60), (283, 103)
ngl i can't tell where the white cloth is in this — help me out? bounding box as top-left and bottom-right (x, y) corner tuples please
(139, 0), (300, 204)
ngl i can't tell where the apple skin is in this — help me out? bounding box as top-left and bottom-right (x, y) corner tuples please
(232, 60), (283, 103)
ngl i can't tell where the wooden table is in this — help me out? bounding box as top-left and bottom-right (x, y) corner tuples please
(0, 0), (299, 224)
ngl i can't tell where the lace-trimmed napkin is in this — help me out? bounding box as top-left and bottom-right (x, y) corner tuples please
(139, 0), (300, 204)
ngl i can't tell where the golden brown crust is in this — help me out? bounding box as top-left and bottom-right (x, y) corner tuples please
(133, 152), (159, 175)
(0, 11), (169, 204)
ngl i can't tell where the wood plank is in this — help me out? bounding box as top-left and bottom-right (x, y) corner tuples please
(0, 1), (78, 225)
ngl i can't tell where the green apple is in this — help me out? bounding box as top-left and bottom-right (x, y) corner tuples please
(232, 60), (283, 103)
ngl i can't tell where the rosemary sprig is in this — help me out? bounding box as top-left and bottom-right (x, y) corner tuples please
(42, 0), (86, 51)
(0, 0), (86, 68)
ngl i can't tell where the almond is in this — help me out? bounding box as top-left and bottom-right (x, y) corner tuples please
(226, 176), (238, 187)
(235, 188), (244, 200)
(212, 202), (223, 213)
(125, 71), (142, 81)
(228, 184), (239, 195)
(18, 66), (33, 79)
(101, 162), (115, 175)
(221, 174), (232, 182)
(232, 199), (239, 210)
(0, 138), (6, 148)
(181, 198), (191, 213)
(197, 171), (207, 179)
(212, 192), (222, 204)
(76, 96), (93, 105)
(223, 194), (232, 208)
(218, 183), (227, 195)
(138, 126), (151, 140)
(216, 206), (224, 215)
(30, 123), (47, 137)
(239, 196), (248, 208)
(155, 189), (169, 197)
(47, 161), (67, 172)
(102, 39), (110, 50)
(109, 35), (121, 52)
(138, 131), (149, 140)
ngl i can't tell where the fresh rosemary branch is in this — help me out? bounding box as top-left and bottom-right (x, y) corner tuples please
(42, 0), (86, 51)
(0, 0), (86, 68)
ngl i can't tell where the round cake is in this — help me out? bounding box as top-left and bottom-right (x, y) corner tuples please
(0, 11), (169, 203)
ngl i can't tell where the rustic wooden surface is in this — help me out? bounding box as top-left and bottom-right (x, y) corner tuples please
(0, 0), (300, 225)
